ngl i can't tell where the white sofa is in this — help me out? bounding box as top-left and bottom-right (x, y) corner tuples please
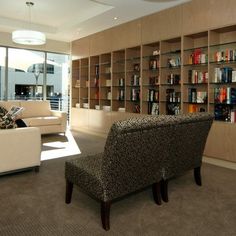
(0, 127), (41, 174)
(0, 100), (67, 135)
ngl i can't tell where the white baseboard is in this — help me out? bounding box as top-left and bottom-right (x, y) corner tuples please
(203, 156), (236, 170)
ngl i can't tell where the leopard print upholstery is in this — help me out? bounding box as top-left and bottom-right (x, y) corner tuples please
(0, 106), (16, 129)
(65, 113), (214, 202)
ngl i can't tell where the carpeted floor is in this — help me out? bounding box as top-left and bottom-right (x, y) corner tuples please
(0, 130), (236, 235)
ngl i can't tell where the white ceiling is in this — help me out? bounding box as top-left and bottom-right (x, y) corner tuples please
(0, 0), (190, 42)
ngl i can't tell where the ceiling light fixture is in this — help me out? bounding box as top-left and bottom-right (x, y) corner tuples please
(12, 2), (46, 45)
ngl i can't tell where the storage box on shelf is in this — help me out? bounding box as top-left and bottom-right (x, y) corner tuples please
(112, 50), (126, 112)
(142, 42), (160, 115)
(160, 37), (181, 114)
(125, 46), (141, 114)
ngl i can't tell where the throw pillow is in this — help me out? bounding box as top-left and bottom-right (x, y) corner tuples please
(0, 106), (17, 129)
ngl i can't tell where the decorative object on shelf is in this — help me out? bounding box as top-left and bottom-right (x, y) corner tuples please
(12, 2), (46, 45)
(153, 50), (160, 56)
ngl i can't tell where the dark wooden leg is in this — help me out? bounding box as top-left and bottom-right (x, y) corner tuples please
(65, 180), (73, 204)
(34, 166), (40, 173)
(101, 201), (111, 231)
(152, 182), (162, 205)
(161, 179), (169, 202)
(194, 167), (202, 186)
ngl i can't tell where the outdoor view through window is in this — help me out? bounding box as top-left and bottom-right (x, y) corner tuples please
(0, 47), (70, 114)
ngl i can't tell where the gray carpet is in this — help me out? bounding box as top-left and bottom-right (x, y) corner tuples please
(0, 130), (236, 235)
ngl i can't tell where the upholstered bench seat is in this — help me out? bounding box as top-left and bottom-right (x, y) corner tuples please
(65, 153), (104, 200)
(65, 113), (214, 231)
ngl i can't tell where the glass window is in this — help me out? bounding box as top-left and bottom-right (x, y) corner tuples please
(46, 52), (70, 113)
(8, 48), (45, 100)
(0, 47), (6, 100)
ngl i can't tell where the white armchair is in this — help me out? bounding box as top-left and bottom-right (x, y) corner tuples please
(0, 127), (41, 174)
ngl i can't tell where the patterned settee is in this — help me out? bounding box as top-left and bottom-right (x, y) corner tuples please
(65, 113), (214, 230)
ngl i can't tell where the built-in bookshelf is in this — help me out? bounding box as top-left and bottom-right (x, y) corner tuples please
(160, 37), (181, 114)
(126, 46), (141, 113)
(100, 53), (112, 111)
(89, 55), (99, 110)
(209, 25), (236, 122)
(71, 59), (80, 108)
(183, 31), (208, 114)
(142, 42), (160, 115)
(71, 24), (236, 123)
(112, 49), (125, 112)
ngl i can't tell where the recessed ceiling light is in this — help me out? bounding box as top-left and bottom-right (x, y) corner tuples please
(114, 17), (118, 20)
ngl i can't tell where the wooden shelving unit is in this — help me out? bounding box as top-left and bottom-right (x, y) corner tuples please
(89, 55), (99, 110)
(183, 31), (208, 114)
(80, 58), (89, 109)
(209, 25), (236, 121)
(71, 59), (80, 108)
(112, 49), (125, 112)
(160, 37), (181, 115)
(142, 42), (160, 115)
(126, 46), (141, 113)
(100, 53), (111, 111)
(71, 25), (236, 123)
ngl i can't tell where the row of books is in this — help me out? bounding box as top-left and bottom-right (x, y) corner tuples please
(214, 87), (236, 104)
(131, 75), (140, 86)
(117, 89), (125, 101)
(148, 102), (159, 115)
(188, 70), (208, 84)
(166, 89), (181, 103)
(188, 88), (207, 103)
(214, 67), (236, 83)
(188, 104), (206, 113)
(149, 76), (159, 86)
(149, 59), (159, 70)
(168, 57), (181, 67)
(167, 104), (180, 115)
(147, 89), (159, 102)
(214, 49), (236, 62)
(130, 88), (140, 101)
(188, 48), (207, 65)
(167, 73), (180, 85)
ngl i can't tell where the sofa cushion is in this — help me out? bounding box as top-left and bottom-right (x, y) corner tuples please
(20, 101), (51, 118)
(23, 116), (61, 127)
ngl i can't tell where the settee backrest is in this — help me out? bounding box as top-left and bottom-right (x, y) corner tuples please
(101, 113), (214, 200)
(20, 101), (51, 118)
(0, 100), (51, 118)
